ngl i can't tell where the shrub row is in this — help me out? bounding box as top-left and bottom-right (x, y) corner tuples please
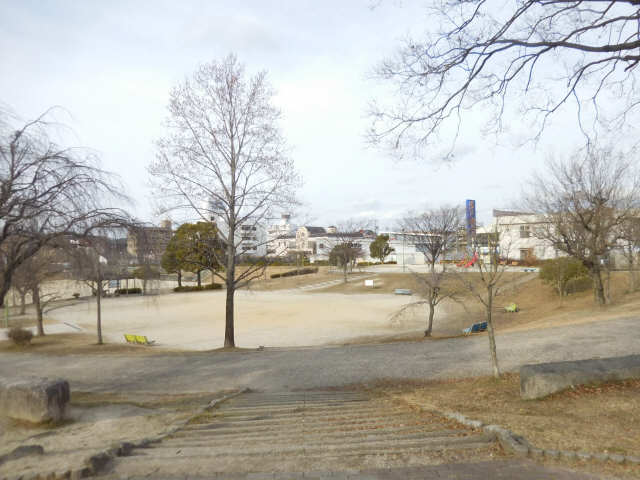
(115, 288), (142, 295)
(270, 267), (318, 279)
(8, 327), (33, 345)
(174, 283), (223, 293)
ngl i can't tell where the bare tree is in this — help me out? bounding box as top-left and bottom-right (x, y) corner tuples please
(456, 224), (512, 378)
(150, 54), (300, 347)
(12, 248), (63, 336)
(397, 205), (462, 337)
(69, 231), (128, 344)
(326, 222), (373, 283)
(619, 216), (640, 292)
(370, 1), (640, 158)
(0, 107), (129, 309)
(524, 148), (640, 305)
(129, 225), (162, 295)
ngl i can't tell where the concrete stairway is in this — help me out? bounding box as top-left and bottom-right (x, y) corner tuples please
(105, 390), (499, 478)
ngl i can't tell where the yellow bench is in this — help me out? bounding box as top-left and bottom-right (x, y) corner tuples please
(124, 334), (155, 346)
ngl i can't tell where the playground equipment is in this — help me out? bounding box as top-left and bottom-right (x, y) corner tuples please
(456, 252), (479, 268)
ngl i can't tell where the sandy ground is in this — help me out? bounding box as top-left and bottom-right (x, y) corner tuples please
(0, 392), (220, 477)
(42, 290), (461, 349)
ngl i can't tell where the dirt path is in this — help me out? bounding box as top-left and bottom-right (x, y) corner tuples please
(1, 314), (638, 395)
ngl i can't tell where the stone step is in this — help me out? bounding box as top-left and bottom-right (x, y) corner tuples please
(172, 424), (458, 442)
(225, 397), (369, 409)
(188, 411), (423, 430)
(146, 432), (495, 458)
(162, 428), (466, 449)
(228, 391), (366, 400)
(112, 442), (496, 476)
(214, 403), (388, 418)
(203, 407), (414, 424)
(98, 459), (603, 480)
(179, 419), (452, 439)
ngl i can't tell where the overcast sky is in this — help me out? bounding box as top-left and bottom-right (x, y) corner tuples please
(0, 1), (610, 229)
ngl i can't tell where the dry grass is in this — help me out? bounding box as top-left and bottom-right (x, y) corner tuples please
(0, 333), (182, 355)
(398, 374), (640, 456)
(320, 270), (640, 336)
(492, 271), (640, 333)
(361, 375), (640, 479)
(242, 266), (346, 291)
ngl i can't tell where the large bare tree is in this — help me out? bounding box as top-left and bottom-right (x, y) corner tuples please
(397, 205), (462, 337)
(370, 1), (640, 158)
(0, 107), (129, 309)
(150, 54), (299, 348)
(524, 148), (640, 305)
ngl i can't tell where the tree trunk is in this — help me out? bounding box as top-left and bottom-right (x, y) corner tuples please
(591, 268), (606, 305)
(425, 302), (435, 337)
(19, 292), (26, 315)
(33, 287), (45, 336)
(197, 270), (202, 287)
(177, 270), (182, 288)
(343, 263), (348, 283)
(225, 283), (235, 347)
(96, 280), (103, 345)
(224, 233), (236, 348)
(486, 285), (501, 378)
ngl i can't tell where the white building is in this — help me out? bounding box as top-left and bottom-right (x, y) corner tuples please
(266, 214), (296, 257)
(267, 223), (377, 263)
(486, 210), (558, 261)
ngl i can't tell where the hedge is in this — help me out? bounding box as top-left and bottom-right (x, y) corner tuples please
(115, 288), (142, 295)
(8, 327), (33, 346)
(174, 283), (223, 293)
(270, 267), (318, 279)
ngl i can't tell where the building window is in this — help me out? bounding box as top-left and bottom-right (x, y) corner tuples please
(520, 248), (533, 260)
(519, 225), (530, 238)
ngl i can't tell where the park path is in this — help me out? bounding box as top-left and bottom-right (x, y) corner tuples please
(102, 390), (599, 479)
(275, 273), (376, 293)
(1, 316), (639, 395)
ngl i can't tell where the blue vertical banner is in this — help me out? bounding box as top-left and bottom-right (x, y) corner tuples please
(465, 199), (476, 240)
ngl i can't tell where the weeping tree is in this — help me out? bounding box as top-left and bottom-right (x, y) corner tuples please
(0, 107), (130, 311)
(150, 54), (300, 347)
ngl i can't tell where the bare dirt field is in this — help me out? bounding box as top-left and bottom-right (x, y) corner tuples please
(38, 289), (439, 349)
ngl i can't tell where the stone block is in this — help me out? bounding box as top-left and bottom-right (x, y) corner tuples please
(0, 377), (69, 423)
(520, 355), (640, 400)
